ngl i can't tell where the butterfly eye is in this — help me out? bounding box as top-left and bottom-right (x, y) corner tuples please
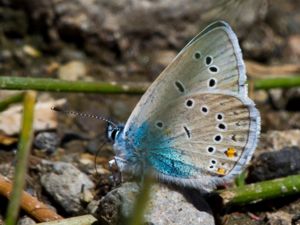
(193, 51), (202, 60)
(109, 129), (118, 141)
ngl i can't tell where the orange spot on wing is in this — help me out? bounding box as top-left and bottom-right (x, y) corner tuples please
(225, 147), (237, 158)
(217, 168), (226, 175)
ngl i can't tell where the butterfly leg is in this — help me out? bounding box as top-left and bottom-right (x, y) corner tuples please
(108, 157), (124, 185)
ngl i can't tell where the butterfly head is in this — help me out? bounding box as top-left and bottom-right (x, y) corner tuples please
(106, 123), (124, 142)
(50, 106), (124, 143)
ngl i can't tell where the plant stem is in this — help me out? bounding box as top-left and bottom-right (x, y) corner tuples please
(218, 174), (300, 206)
(253, 76), (300, 90)
(235, 171), (247, 187)
(0, 92), (24, 112)
(128, 174), (154, 225)
(36, 215), (96, 225)
(0, 76), (148, 94)
(5, 91), (36, 225)
(1, 76), (300, 94)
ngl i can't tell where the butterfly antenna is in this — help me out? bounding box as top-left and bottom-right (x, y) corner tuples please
(51, 106), (119, 129)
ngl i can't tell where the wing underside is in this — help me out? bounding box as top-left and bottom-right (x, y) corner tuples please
(120, 21), (260, 188)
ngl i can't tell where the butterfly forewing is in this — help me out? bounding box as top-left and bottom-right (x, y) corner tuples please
(124, 21), (246, 131)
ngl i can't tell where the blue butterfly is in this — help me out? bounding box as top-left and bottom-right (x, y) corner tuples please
(107, 21), (260, 190)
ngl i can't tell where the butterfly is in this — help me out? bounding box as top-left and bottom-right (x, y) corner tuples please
(107, 21), (260, 190)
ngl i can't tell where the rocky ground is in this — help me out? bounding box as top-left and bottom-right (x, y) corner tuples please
(0, 0), (300, 224)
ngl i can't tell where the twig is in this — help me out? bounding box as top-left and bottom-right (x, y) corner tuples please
(0, 92), (24, 112)
(0, 175), (63, 222)
(218, 174), (300, 206)
(253, 76), (300, 90)
(1, 76), (300, 94)
(0, 76), (148, 94)
(36, 215), (96, 225)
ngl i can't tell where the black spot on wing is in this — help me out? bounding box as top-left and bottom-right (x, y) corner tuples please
(183, 126), (191, 139)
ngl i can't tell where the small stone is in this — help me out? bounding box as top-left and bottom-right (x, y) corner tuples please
(257, 130), (300, 152)
(145, 185), (214, 225)
(81, 188), (94, 204)
(242, 23), (283, 61)
(45, 62), (60, 75)
(253, 90), (268, 103)
(248, 146), (300, 182)
(97, 182), (139, 225)
(0, 49), (13, 62)
(34, 132), (60, 154)
(17, 216), (36, 225)
(268, 89), (285, 109)
(96, 182), (215, 225)
(87, 200), (100, 215)
(40, 161), (95, 214)
(60, 48), (87, 61)
(58, 60), (87, 81)
(0, 134), (18, 145)
(288, 35), (300, 56)
(22, 45), (41, 58)
(266, 211), (292, 225)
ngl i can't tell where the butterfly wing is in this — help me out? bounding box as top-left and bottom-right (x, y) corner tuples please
(119, 21), (260, 189)
(124, 21), (247, 130)
(137, 91), (259, 189)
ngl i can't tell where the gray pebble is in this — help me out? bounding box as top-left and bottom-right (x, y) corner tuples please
(40, 161), (95, 214)
(17, 216), (36, 225)
(34, 132), (60, 154)
(248, 146), (300, 182)
(97, 182), (215, 225)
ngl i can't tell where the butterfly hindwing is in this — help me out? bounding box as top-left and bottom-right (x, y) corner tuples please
(140, 91), (259, 188)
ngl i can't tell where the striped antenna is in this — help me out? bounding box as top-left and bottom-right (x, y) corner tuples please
(51, 106), (119, 129)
